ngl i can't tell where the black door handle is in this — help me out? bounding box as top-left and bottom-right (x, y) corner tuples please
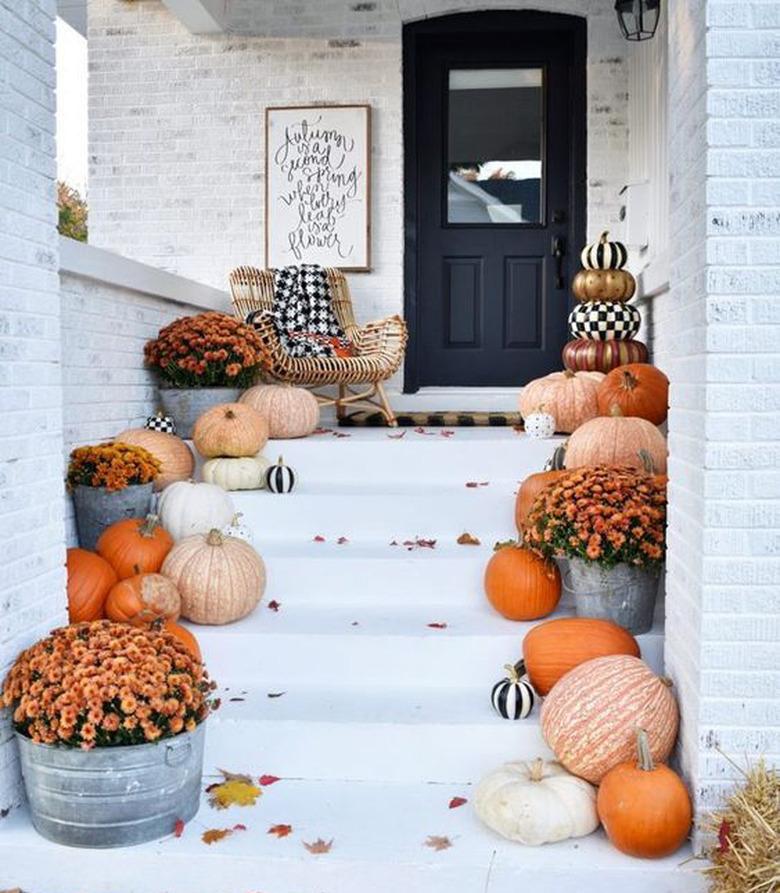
(552, 236), (566, 290)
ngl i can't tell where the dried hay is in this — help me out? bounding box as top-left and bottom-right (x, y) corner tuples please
(704, 759), (779, 893)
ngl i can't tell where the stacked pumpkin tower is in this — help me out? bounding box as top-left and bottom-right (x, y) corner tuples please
(563, 231), (647, 373)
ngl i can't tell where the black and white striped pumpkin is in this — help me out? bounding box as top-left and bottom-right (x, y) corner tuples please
(491, 661), (535, 720)
(145, 410), (176, 435)
(580, 231), (628, 270)
(568, 301), (641, 342)
(265, 456), (296, 494)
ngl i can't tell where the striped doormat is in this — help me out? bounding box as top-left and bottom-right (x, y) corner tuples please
(339, 410), (524, 428)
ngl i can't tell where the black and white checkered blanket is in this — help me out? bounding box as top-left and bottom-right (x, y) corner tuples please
(247, 265), (348, 358)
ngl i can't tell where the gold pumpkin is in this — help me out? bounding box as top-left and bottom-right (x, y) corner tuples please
(571, 268), (636, 302)
(114, 428), (194, 490)
(564, 406), (668, 475)
(240, 384), (320, 439)
(161, 528), (266, 624)
(192, 402), (269, 458)
(519, 370), (605, 434)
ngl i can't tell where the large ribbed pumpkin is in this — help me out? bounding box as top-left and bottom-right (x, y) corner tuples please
(161, 529), (266, 624)
(240, 384), (320, 439)
(541, 655), (679, 784)
(66, 548), (118, 623)
(105, 572), (181, 626)
(522, 617), (640, 696)
(596, 364), (669, 426)
(192, 402), (269, 458)
(515, 470), (567, 533)
(162, 619), (201, 661)
(96, 514), (173, 579)
(519, 370), (604, 434)
(484, 543), (561, 621)
(114, 428), (194, 490)
(564, 407), (668, 475)
(157, 480), (235, 541)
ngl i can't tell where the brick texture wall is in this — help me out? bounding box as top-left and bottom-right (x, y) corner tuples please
(658, 0), (780, 845)
(87, 0), (631, 330)
(0, 0), (67, 814)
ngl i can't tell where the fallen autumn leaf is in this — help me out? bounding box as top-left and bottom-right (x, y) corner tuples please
(303, 837), (334, 854)
(448, 797), (468, 809)
(268, 823), (293, 838)
(424, 835), (453, 851)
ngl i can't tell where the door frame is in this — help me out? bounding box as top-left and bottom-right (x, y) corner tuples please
(402, 10), (587, 393)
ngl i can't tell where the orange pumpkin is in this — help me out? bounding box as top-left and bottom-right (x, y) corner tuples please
(519, 370), (605, 434)
(192, 402), (269, 458)
(96, 514), (174, 579)
(541, 655), (679, 784)
(105, 573), (181, 626)
(515, 470), (567, 533)
(162, 619), (201, 661)
(114, 428), (194, 490)
(484, 543), (561, 621)
(66, 548), (118, 622)
(564, 406), (668, 475)
(522, 617), (640, 696)
(597, 729), (692, 858)
(597, 364), (669, 426)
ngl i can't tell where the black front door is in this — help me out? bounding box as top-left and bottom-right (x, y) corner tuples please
(403, 12), (586, 389)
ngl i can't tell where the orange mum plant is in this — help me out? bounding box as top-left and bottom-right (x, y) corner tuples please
(66, 443), (161, 492)
(144, 312), (265, 389)
(523, 466), (666, 570)
(2, 621), (216, 749)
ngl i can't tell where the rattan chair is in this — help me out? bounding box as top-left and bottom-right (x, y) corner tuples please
(229, 266), (407, 426)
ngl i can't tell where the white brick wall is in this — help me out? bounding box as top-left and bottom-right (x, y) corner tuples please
(655, 0), (780, 846)
(0, 0), (67, 814)
(87, 0), (631, 345)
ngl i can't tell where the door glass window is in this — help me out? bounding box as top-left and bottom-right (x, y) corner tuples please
(447, 68), (543, 224)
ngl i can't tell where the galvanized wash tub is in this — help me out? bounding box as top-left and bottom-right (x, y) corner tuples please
(17, 721), (205, 848)
(565, 559), (661, 635)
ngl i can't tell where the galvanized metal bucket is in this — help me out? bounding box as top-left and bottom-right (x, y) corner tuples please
(159, 387), (241, 439)
(72, 483), (154, 550)
(565, 559), (661, 635)
(17, 722), (205, 848)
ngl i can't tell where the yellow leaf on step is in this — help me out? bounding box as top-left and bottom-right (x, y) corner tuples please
(208, 778), (262, 810)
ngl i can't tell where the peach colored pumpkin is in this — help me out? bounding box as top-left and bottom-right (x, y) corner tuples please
(161, 529), (266, 624)
(240, 384), (320, 439)
(519, 370), (605, 434)
(541, 655), (679, 784)
(563, 407), (668, 474)
(192, 402), (269, 458)
(114, 428), (194, 490)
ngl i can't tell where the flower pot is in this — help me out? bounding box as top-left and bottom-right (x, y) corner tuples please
(159, 387), (241, 439)
(16, 722), (205, 848)
(565, 558), (661, 635)
(72, 483), (154, 550)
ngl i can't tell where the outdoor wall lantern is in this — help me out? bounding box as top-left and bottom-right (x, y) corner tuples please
(614, 0), (661, 41)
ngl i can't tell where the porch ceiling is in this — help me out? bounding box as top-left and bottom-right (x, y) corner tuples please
(58, 0), (86, 35)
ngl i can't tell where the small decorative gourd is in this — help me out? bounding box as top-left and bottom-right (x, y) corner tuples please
(145, 410), (176, 435)
(523, 406), (556, 439)
(491, 661), (535, 720)
(568, 301), (641, 342)
(580, 230), (628, 270)
(474, 758), (599, 845)
(265, 456), (296, 494)
(202, 455), (270, 491)
(221, 512), (253, 544)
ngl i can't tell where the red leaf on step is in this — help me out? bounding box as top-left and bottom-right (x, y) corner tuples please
(201, 824), (247, 845)
(303, 837), (334, 854)
(173, 818), (185, 837)
(424, 834), (453, 851)
(413, 427), (436, 436)
(440, 429), (455, 438)
(313, 535), (326, 542)
(387, 430), (406, 438)
(448, 797), (468, 809)
(351, 621), (360, 626)
(259, 775), (280, 786)
(427, 622), (447, 629)
(417, 538), (437, 549)
(465, 481), (479, 488)
(313, 427), (332, 435)
(717, 819), (731, 854)
(267, 600), (281, 612)
(233, 823), (247, 831)
(268, 823), (293, 838)
(389, 539), (399, 546)
(337, 536), (349, 544)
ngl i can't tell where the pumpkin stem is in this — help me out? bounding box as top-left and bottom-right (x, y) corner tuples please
(599, 230), (609, 244)
(563, 370), (576, 379)
(138, 513), (161, 538)
(224, 409), (236, 420)
(503, 660), (525, 684)
(608, 403), (624, 418)
(621, 370), (639, 391)
(230, 512), (243, 526)
(660, 676), (674, 688)
(638, 448), (657, 475)
(529, 758), (545, 783)
(493, 538), (518, 552)
(206, 528), (225, 546)
(277, 455), (284, 465)
(636, 728), (655, 772)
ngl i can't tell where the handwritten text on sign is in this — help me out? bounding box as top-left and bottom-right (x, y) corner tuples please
(266, 106), (370, 270)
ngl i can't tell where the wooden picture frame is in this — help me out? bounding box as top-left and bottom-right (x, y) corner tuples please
(265, 104), (371, 272)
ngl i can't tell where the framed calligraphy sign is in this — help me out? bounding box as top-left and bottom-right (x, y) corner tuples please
(265, 104), (371, 271)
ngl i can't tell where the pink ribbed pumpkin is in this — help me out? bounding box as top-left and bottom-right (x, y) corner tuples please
(540, 655), (679, 785)
(239, 384), (320, 439)
(519, 370), (605, 434)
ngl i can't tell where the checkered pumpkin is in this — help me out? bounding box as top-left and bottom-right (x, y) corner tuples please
(568, 302), (641, 342)
(145, 411), (176, 434)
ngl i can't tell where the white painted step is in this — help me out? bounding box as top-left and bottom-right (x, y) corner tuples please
(191, 601), (665, 687)
(0, 780), (705, 893)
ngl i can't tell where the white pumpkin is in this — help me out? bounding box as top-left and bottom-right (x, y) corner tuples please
(524, 408), (557, 439)
(474, 758), (599, 846)
(221, 512), (253, 544)
(157, 480), (234, 541)
(202, 455), (270, 491)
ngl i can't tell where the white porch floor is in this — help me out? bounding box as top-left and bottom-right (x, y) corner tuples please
(1, 428), (705, 892)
